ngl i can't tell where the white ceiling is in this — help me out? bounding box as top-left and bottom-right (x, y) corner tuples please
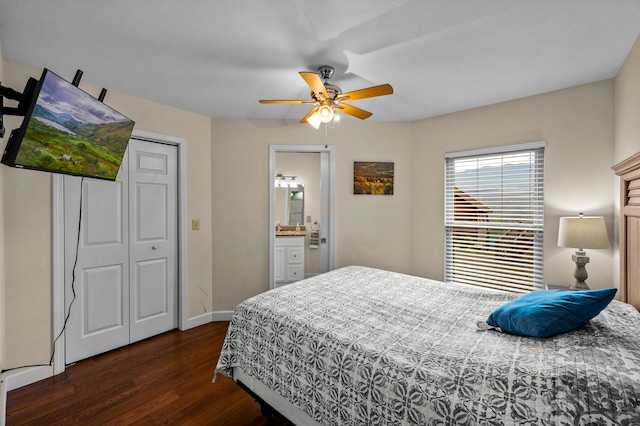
(1, 1), (639, 123)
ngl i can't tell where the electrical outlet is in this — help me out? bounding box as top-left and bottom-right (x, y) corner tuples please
(192, 219), (200, 230)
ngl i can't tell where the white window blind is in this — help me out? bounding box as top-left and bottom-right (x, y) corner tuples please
(445, 142), (545, 293)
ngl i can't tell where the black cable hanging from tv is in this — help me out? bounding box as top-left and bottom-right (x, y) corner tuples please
(0, 177), (85, 374)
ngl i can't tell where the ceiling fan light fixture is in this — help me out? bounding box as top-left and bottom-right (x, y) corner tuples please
(259, 65), (393, 126)
(307, 112), (321, 129)
(318, 105), (334, 123)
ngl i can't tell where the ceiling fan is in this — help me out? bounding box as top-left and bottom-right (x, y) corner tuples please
(259, 65), (393, 128)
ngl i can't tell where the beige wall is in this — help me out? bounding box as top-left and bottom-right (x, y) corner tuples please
(211, 119), (413, 310)
(210, 80), (616, 313)
(614, 35), (640, 165)
(0, 35), (5, 371)
(409, 80), (616, 288)
(612, 35), (640, 289)
(1, 62), (213, 369)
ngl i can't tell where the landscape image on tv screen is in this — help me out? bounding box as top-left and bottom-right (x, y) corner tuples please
(14, 70), (135, 180)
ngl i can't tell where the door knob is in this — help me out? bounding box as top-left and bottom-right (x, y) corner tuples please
(152, 245), (159, 250)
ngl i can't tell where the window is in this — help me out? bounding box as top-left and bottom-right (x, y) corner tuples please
(445, 142), (545, 293)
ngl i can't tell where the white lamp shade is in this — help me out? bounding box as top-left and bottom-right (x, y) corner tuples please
(307, 112), (321, 129)
(558, 216), (609, 250)
(318, 105), (334, 123)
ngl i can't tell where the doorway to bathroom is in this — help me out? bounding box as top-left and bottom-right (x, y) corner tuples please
(269, 145), (335, 289)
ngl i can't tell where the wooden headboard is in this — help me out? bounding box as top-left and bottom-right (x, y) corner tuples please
(612, 152), (640, 310)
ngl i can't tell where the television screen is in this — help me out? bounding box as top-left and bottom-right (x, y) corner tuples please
(1, 69), (135, 180)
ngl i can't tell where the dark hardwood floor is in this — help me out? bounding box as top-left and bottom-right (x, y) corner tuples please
(6, 321), (289, 425)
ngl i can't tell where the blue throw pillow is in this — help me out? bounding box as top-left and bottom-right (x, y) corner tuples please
(485, 288), (617, 338)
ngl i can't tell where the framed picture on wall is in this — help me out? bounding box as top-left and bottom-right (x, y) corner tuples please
(353, 161), (394, 195)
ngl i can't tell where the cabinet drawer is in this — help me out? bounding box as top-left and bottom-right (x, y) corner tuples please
(287, 264), (304, 281)
(287, 247), (303, 263)
(275, 236), (305, 284)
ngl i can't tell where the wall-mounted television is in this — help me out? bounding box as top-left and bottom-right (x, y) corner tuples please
(1, 68), (135, 181)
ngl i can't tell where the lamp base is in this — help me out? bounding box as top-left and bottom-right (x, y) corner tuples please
(569, 281), (590, 290)
(569, 250), (590, 290)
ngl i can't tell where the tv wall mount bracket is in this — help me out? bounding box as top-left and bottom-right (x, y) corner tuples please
(0, 78), (38, 138)
(0, 69), (107, 139)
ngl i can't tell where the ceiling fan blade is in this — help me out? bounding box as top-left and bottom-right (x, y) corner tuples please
(259, 99), (314, 104)
(299, 71), (329, 100)
(337, 104), (373, 120)
(338, 84), (393, 102)
(300, 107), (319, 124)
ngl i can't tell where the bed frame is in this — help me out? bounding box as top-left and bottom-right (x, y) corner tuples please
(612, 151), (640, 310)
(234, 368), (319, 426)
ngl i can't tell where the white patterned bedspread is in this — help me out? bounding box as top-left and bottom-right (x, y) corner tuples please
(214, 266), (640, 425)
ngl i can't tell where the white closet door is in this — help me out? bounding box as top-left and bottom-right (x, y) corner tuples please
(64, 169), (130, 363)
(65, 139), (177, 364)
(129, 140), (177, 342)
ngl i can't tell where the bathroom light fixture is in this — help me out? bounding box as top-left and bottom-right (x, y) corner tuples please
(275, 174), (303, 188)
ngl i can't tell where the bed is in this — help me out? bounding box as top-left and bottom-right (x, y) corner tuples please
(214, 266), (640, 425)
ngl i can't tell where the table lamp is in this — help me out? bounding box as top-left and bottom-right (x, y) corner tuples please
(557, 213), (609, 290)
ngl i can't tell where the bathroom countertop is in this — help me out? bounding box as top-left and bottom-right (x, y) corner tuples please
(275, 230), (306, 236)
(275, 225), (306, 236)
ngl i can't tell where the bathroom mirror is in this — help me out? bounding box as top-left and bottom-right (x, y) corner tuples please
(275, 185), (304, 226)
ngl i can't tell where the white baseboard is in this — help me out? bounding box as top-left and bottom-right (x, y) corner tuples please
(1, 374), (6, 426)
(3, 365), (53, 392)
(180, 310), (233, 330)
(0, 366), (51, 426)
(211, 310), (234, 321)
(181, 311), (213, 330)
(1, 364), (54, 425)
